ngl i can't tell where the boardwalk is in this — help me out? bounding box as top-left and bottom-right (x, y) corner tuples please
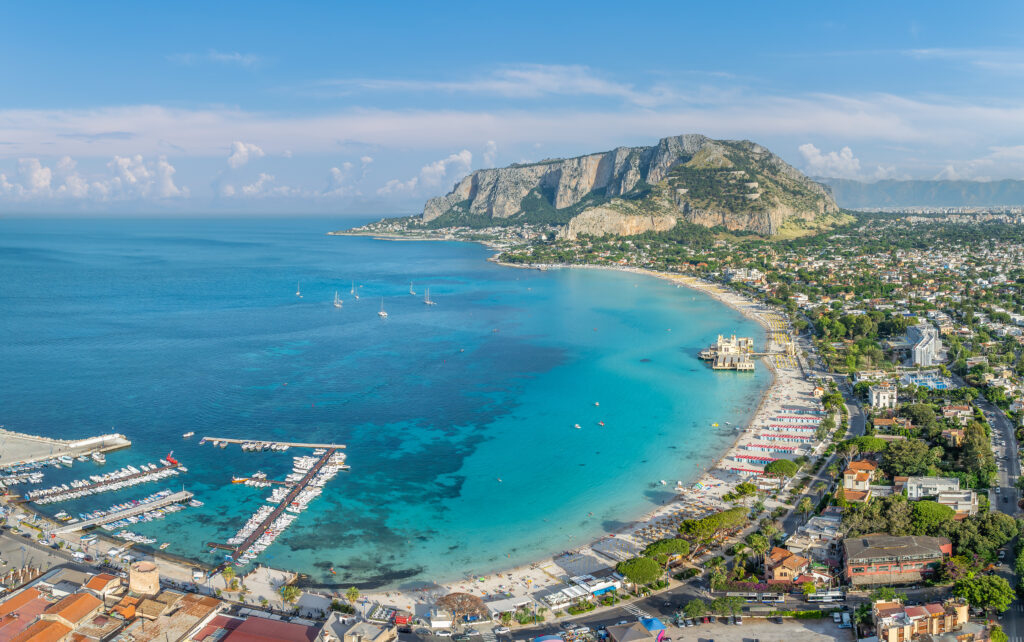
(54, 491), (194, 533)
(200, 437), (345, 449)
(208, 448), (336, 561)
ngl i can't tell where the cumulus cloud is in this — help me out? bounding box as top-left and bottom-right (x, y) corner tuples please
(0, 155), (187, 200)
(227, 141), (265, 168)
(483, 140), (498, 167)
(798, 143), (862, 178)
(378, 149), (472, 195)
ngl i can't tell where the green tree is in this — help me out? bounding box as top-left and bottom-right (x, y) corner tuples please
(869, 586), (907, 603)
(883, 438), (939, 476)
(221, 565), (236, 589)
(616, 557), (663, 585)
(912, 501), (955, 535)
(798, 497), (814, 522)
(683, 599), (707, 619)
(745, 533), (769, 570)
(801, 581), (816, 596)
(953, 575), (1014, 613)
(991, 625), (1009, 642)
(709, 596), (744, 617)
(280, 584), (302, 604)
(642, 538), (691, 567)
(345, 586), (360, 604)
(763, 459), (799, 479)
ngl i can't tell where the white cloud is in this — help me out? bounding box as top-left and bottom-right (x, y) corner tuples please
(19, 158), (52, 194)
(798, 143), (862, 178)
(168, 49), (263, 67)
(378, 149), (472, 195)
(360, 155), (373, 166)
(483, 140), (498, 167)
(227, 141), (265, 168)
(908, 48), (1024, 75)
(241, 173), (275, 196)
(0, 154), (187, 201)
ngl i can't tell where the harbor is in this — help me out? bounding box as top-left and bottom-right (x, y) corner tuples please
(199, 436), (346, 450)
(25, 456), (185, 504)
(209, 446), (347, 566)
(52, 489), (194, 533)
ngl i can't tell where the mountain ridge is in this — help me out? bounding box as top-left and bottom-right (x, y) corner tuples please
(822, 177), (1024, 209)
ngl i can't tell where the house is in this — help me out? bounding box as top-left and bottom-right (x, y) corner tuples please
(765, 547), (810, 582)
(870, 383), (898, 409)
(903, 477), (961, 500)
(812, 386), (825, 399)
(942, 405), (973, 426)
(82, 573), (120, 598)
(937, 490), (979, 517)
(873, 417), (913, 432)
(941, 428), (965, 448)
(873, 598), (984, 642)
(843, 460), (878, 503)
(607, 621), (662, 642)
(844, 535), (952, 586)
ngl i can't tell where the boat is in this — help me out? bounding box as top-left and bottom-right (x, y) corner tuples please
(295, 282), (302, 298)
(159, 542), (170, 550)
(409, 281), (416, 295)
(76, 455), (89, 463)
(573, 423), (581, 429)
(59, 456), (73, 467)
(232, 476), (248, 484)
(351, 281), (359, 300)
(378, 298), (388, 319)
(182, 432), (194, 439)
(91, 452), (106, 464)
(424, 287), (436, 305)
(333, 291), (343, 308)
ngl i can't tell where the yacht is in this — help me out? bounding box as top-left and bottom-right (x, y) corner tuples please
(91, 452), (106, 464)
(295, 282), (302, 298)
(378, 298), (388, 319)
(409, 281), (416, 295)
(182, 431), (194, 439)
(58, 455), (73, 467)
(424, 287), (436, 305)
(333, 291), (343, 308)
(350, 281), (359, 300)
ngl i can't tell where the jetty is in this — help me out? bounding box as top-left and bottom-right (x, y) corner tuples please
(208, 447), (340, 562)
(53, 490), (194, 533)
(26, 460), (183, 504)
(0, 428), (130, 468)
(200, 437), (346, 450)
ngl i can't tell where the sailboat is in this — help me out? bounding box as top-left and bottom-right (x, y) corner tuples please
(350, 281), (359, 300)
(333, 291), (343, 308)
(295, 282), (302, 298)
(378, 297), (388, 318)
(424, 287), (437, 306)
(409, 281), (416, 296)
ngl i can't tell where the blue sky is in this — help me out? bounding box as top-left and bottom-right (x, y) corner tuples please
(2, 1), (1023, 214)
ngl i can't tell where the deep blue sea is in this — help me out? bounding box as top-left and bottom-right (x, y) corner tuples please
(0, 217), (769, 589)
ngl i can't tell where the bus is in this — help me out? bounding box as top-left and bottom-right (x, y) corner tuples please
(807, 591), (844, 603)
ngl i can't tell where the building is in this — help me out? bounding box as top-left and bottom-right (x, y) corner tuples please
(844, 535), (952, 586)
(873, 417), (913, 432)
(902, 477), (961, 500)
(698, 334), (755, 371)
(607, 620), (663, 642)
(873, 599), (985, 642)
(942, 405), (973, 426)
(908, 324), (943, 367)
(937, 489), (979, 517)
(129, 560), (160, 596)
(870, 382), (898, 409)
(941, 428), (965, 448)
(765, 547), (809, 583)
(842, 460), (878, 503)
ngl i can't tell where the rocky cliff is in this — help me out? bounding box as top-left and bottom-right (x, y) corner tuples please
(421, 134), (840, 236)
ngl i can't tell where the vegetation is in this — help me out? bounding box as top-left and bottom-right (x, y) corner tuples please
(953, 575), (1014, 613)
(616, 556), (663, 585)
(279, 584), (302, 604)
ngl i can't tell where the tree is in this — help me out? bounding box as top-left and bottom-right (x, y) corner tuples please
(683, 599), (707, 619)
(642, 538), (690, 567)
(911, 501), (955, 536)
(709, 596), (744, 617)
(746, 533), (769, 570)
(869, 586), (907, 603)
(345, 586), (360, 604)
(953, 575), (1014, 613)
(991, 625), (1009, 642)
(801, 581), (816, 596)
(798, 497), (814, 522)
(883, 438), (939, 476)
(280, 584), (302, 604)
(616, 557), (663, 585)
(221, 565), (236, 589)
(763, 459), (799, 479)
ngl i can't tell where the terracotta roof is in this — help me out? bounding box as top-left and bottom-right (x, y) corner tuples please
(874, 601), (904, 618)
(847, 461), (877, 472)
(843, 489), (870, 502)
(0, 589), (44, 618)
(905, 605), (928, 618)
(923, 603), (945, 615)
(84, 574), (117, 592)
(781, 554), (809, 570)
(223, 617), (318, 642)
(8, 620), (72, 642)
(767, 547), (792, 564)
(44, 592), (101, 626)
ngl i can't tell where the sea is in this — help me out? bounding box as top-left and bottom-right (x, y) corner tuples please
(0, 217), (770, 590)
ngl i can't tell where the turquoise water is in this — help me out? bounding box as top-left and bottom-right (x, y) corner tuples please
(0, 218), (769, 589)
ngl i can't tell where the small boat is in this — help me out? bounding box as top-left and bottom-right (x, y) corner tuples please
(409, 281), (416, 296)
(159, 542), (170, 550)
(182, 432), (194, 439)
(76, 455), (89, 463)
(594, 402), (600, 406)
(424, 288), (436, 306)
(295, 282), (302, 298)
(378, 298), (388, 319)
(91, 452), (106, 464)
(660, 480), (667, 485)
(58, 456), (73, 467)
(351, 281), (359, 300)
(333, 291), (343, 308)
(573, 423), (581, 429)
(232, 476), (248, 484)
(598, 421), (605, 426)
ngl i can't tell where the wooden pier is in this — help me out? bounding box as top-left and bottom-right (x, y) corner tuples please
(53, 490), (194, 533)
(28, 462), (182, 504)
(200, 437), (345, 449)
(208, 448), (337, 562)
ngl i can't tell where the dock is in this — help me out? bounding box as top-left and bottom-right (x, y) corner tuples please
(200, 437), (346, 449)
(53, 490), (194, 533)
(27, 461), (183, 504)
(0, 429), (131, 468)
(208, 448), (337, 561)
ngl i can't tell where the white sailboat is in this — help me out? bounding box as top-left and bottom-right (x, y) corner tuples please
(424, 287), (437, 305)
(409, 281), (416, 296)
(378, 297), (388, 318)
(333, 291), (343, 308)
(350, 281), (359, 300)
(295, 282), (302, 298)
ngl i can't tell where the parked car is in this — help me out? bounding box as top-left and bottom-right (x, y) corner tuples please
(466, 629), (481, 637)
(735, 617), (743, 626)
(493, 627), (510, 635)
(436, 630), (453, 638)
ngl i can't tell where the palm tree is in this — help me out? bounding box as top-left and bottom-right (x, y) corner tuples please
(798, 496), (814, 523)
(746, 533), (769, 574)
(280, 584), (302, 604)
(221, 565), (236, 589)
(813, 481), (827, 500)
(346, 586), (360, 605)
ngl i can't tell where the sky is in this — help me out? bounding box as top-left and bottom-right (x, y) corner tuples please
(2, 1), (1024, 215)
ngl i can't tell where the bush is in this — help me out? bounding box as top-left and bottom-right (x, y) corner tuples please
(675, 568), (701, 580)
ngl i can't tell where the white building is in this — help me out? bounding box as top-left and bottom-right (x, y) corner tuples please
(903, 476), (960, 500)
(937, 489), (979, 516)
(908, 323), (943, 366)
(869, 382), (897, 409)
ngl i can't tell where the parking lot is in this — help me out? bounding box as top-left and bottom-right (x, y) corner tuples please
(663, 617), (851, 642)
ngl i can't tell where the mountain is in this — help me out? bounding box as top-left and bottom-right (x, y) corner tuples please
(822, 178), (1024, 209)
(420, 134), (840, 237)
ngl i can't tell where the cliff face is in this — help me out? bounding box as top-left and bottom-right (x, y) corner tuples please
(422, 134), (839, 236)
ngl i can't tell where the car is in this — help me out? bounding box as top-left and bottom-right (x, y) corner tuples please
(466, 629), (481, 637)
(574, 628), (591, 635)
(771, 617), (783, 624)
(493, 627), (510, 635)
(453, 635), (471, 642)
(562, 623), (579, 631)
(617, 621), (628, 626)
(833, 613), (842, 623)
(399, 626), (413, 634)
(1004, 496), (1009, 503)
(735, 617), (743, 626)
(707, 616), (716, 624)
(436, 631), (453, 638)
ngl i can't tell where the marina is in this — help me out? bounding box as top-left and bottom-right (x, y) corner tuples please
(26, 457), (185, 504)
(0, 428), (130, 467)
(199, 436), (346, 450)
(53, 490), (194, 533)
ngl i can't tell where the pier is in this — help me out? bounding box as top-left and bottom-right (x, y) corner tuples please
(0, 429), (131, 468)
(208, 448), (337, 561)
(27, 461), (183, 504)
(200, 437), (346, 449)
(53, 490), (194, 533)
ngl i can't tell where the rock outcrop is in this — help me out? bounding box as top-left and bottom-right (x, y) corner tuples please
(421, 134), (840, 236)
